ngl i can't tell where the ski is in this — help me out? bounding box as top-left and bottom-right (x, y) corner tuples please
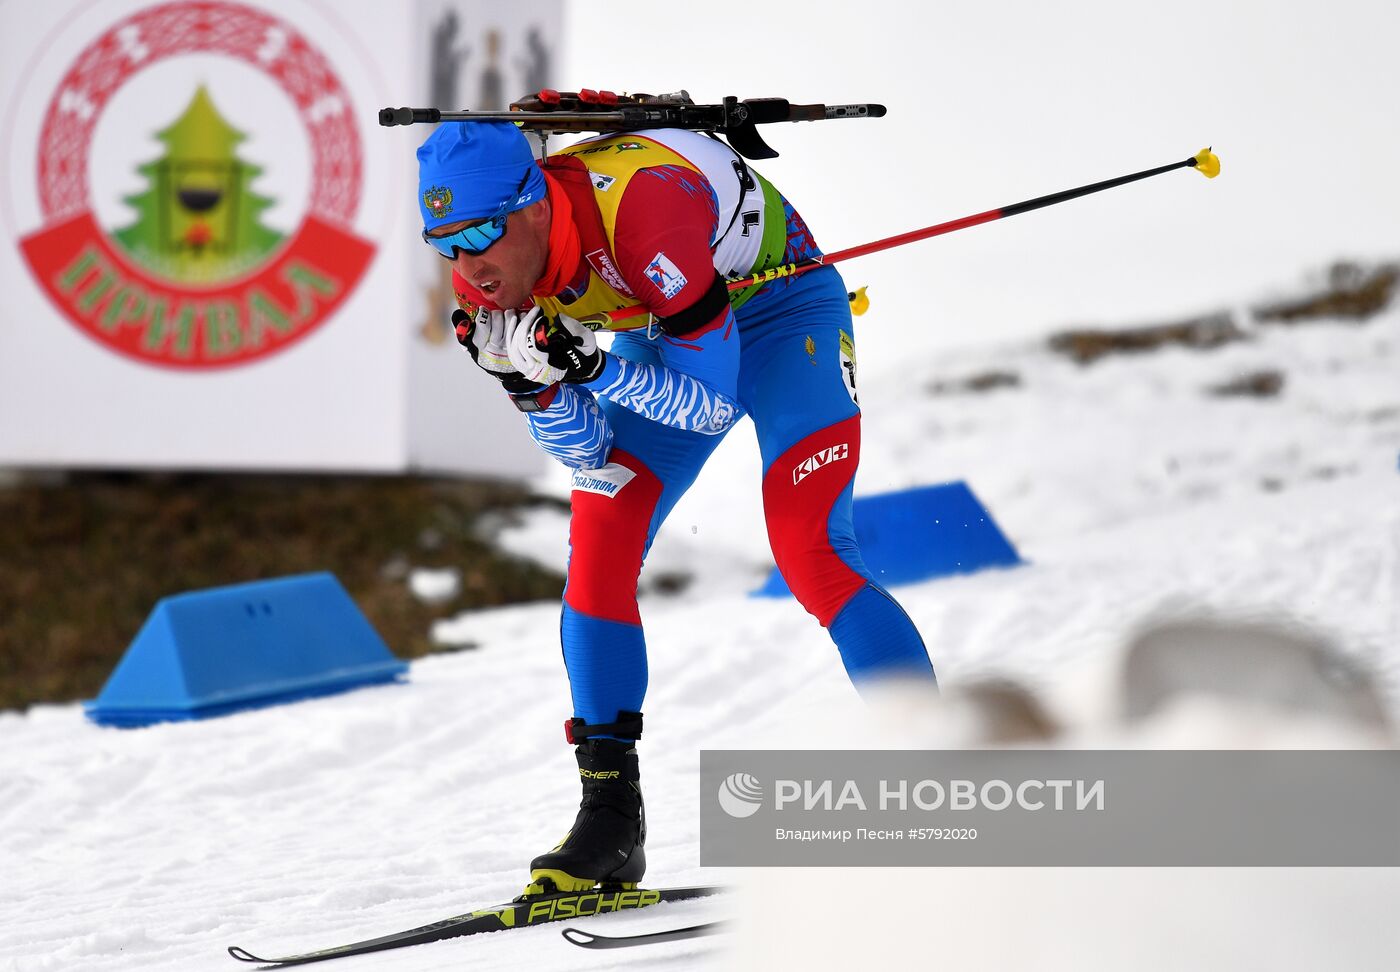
(562, 919), (729, 950)
(227, 884), (724, 967)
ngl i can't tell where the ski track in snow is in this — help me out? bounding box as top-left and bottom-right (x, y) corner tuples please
(3, 297), (1399, 970)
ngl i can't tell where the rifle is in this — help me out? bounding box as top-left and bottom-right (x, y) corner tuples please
(379, 88), (885, 159)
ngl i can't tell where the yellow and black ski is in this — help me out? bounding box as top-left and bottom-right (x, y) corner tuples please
(227, 885), (723, 966)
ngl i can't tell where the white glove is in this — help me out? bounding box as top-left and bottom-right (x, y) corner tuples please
(506, 307), (603, 384)
(453, 307), (517, 375)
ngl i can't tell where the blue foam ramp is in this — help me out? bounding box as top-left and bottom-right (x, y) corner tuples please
(753, 481), (1022, 597)
(85, 572), (407, 727)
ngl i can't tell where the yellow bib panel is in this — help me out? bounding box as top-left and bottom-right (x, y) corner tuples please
(533, 134), (697, 329)
(535, 129), (790, 331)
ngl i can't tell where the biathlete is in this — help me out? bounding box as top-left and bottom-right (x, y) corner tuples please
(415, 120), (936, 896)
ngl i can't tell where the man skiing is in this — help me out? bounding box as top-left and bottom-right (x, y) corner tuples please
(416, 120), (937, 897)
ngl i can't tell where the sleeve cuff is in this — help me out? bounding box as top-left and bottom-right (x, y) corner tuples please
(581, 352), (622, 391)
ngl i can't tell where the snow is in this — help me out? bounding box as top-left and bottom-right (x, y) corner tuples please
(3, 1), (1397, 964)
(407, 567), (462, 605)
(4, 280), (1397, 969)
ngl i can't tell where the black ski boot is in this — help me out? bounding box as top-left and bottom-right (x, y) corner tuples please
(524, 712), (646, 896)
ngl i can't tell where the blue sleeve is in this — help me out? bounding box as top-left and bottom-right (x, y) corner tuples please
(582, 310), (742, 435)
(517, 309), (742, 467)
(522, 384), (614, 470)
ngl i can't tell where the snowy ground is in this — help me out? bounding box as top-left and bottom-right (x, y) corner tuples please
(3, 268), (1398, 970)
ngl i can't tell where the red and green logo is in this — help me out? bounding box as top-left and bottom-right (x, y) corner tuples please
(17, 1), (376, 369)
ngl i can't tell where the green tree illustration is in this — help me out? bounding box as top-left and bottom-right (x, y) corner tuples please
(114, 85), (283, 282)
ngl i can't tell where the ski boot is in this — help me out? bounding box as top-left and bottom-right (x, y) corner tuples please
(523, 711), (646, 897)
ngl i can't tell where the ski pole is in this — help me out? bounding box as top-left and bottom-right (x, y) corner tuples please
(584, 147), (1220, 330)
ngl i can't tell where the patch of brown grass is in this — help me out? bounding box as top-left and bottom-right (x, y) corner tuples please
(1206, 369), (1285, 398)
(0, 473), (565, 711)
(1048, 312), (1245, 365)
(1254, 262), (1398, 325)
(927, 370), (1023, 395)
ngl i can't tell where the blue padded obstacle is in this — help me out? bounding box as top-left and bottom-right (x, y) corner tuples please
(753, 481), (1022, 598)
(85, 572), (408, 727)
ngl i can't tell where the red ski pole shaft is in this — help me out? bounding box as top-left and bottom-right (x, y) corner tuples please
(591, 148), (1218, 330)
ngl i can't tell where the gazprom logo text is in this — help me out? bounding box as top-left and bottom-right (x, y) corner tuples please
(572, 462), (637, 498)
(792, 443), (849, 485)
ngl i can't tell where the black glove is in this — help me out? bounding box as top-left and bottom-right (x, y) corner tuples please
(507, 308), (606, 385)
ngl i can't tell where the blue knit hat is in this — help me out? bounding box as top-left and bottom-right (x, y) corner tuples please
(416, 122), (546, 228)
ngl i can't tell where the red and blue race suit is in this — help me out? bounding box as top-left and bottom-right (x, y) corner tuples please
(455, 129), (936, 727)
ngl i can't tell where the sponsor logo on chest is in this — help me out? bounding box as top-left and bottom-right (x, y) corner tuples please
(792, 443), (850, 485)
(585, 248), (634, 297)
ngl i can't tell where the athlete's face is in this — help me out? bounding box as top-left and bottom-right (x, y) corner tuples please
(428, 199), (551, 310)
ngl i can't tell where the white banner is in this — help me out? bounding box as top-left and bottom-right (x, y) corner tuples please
(0, 0), (557, 475)
(406, 0), (562, 474)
